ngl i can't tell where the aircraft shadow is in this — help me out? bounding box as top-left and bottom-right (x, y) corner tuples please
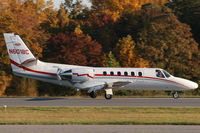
(26, 97), (65, 101)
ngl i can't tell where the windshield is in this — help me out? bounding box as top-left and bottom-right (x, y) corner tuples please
(162, 70), (171, 78)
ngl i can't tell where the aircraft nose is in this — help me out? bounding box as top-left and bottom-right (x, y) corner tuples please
(191, 82), (198, 89)
(175, 77), (198, 90)
(186, 80), (198, 89)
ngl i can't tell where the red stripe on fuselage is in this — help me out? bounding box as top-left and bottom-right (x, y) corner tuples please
(10, 59), (56, 75)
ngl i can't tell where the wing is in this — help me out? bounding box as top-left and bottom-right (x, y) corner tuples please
(106, 81), (133, 89)
(86, 81), (132, 93)
(112, 81), (132, 88)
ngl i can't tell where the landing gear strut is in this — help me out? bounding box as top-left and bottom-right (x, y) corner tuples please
(172, 92), (179, 99)
(89, 91), (97, 98)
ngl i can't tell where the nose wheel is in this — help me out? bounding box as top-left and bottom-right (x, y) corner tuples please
(105, 88), (113, 100)
(105, 94), (112, 100)
(172, 92), (179, 99)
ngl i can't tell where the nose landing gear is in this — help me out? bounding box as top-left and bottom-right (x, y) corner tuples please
(105, 88), (113, 100)
(172, 91), (179, 99)
(105, 94), (112, 99)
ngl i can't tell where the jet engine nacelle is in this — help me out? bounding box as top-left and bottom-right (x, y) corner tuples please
(59, 68), (94, 82)
(72, 68), (94, 82)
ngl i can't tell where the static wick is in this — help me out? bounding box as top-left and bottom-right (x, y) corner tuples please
(3, 105), (7, 111)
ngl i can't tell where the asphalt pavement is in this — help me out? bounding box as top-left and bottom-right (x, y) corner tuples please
(0, 97), (200, 106)
(0, 125), (200, 133)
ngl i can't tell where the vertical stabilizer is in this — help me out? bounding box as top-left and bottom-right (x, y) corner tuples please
(3, 33), (37, 71)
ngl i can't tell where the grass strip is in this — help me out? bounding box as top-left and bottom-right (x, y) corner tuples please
(0, 106), (200, 125)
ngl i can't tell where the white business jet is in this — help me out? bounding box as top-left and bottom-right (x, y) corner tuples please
(4, 33), (198, 99)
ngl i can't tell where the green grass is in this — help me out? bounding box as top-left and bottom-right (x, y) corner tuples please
(1, 107), (200, 125)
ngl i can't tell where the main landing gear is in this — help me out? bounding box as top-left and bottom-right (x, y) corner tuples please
(89, 91), (97, 98)
(88, 88), (113, 100)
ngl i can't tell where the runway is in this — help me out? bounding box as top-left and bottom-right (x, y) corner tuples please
(0, 97), (200, 106)
(0, 125), (200, 133)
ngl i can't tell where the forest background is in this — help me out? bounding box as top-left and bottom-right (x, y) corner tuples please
(0, 0), (200, 97)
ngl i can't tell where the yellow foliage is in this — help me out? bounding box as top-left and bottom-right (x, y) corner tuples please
(135, 58), (149, 68)
(117, 35), (135, 66)
(74, 25), (83, 35)
(58, 5), (70, 28)
(91, 0), (168, 21)
(115, 35), (135, 67)
(0, 72), (12, 96)
(115, 35), (149, 67)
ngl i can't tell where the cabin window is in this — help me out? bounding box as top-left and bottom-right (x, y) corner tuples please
(138, 72), (143, 76)
(156, 70), (165, 78)
(117, 71), (121, 76)
(103, 71), (107, 76)
(124, 72), (128, 76)
(110, 71), (114, 76)
(131, 72), (135, 76)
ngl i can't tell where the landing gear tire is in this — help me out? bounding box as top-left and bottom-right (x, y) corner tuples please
(89, 91), (97, 98)
(105, 94), (112, 100)
(172, 92), (179, 99)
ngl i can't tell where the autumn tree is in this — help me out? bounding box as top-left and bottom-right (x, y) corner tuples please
(49, 31), (102, 66)
(102, 51), (120, 67)
(114, 13), (143, 41)
(167, 0), (200, 46)
(114, 35), (149, 67)
(0, 0), (50, 96)
(136, 4), (200, 80)
(63, 0), (84, 18)
(90, 0), (168, 21)
(83, 13), (118, 52)
(85, 0), (168, 52)
(40, 0), (59, 33)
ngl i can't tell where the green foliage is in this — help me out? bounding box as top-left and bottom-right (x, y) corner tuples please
(102, 51), (120, 67)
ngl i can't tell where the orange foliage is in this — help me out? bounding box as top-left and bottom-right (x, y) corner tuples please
(90, 0), (168, 21)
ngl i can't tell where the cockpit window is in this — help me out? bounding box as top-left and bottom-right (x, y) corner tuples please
(163, 70), (171, 78)
(156, 70), (165, 78)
